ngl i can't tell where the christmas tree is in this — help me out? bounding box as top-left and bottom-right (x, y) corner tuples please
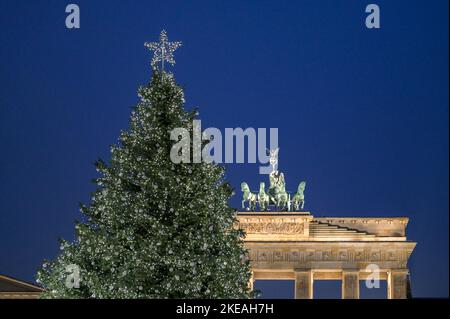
(37, 31), (252, 299)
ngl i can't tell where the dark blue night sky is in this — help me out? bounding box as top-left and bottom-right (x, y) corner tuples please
(0, 0), (448, 298)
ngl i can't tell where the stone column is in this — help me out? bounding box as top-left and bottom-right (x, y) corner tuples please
(388, 269), (408, 299)
(248, 271), (254, 291)
(342, 270), (359, 299)
(295, 270), (313, 299)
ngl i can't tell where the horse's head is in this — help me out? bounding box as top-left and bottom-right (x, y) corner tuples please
(298, 181), (306, 192)
(241, 182), (249, 192)
(259, 182), (265, 192)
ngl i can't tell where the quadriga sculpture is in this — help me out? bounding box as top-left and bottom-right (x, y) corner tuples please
(240, 148), (307, 212)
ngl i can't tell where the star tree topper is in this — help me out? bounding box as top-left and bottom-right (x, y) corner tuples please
(145, 30), (182, 71)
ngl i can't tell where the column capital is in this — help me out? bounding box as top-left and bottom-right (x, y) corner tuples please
(342, 269), (360, 273)
(389, 268), (409, 274)
(294, 268), (313, 273)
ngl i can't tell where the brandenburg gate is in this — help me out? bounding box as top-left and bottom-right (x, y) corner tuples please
(239, 149), (416, 299)
(237, 212), (416, 299)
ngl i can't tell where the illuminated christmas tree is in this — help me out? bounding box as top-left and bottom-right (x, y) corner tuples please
(37, 31), (252, 299)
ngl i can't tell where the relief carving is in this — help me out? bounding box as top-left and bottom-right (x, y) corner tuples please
(386, 250), (397, 261)
(370, 250), (381, 261)
(338, 250), (349, 261)
(355, 250), (364, 261)
(273, 251), (284, 261)
(323, 250), (332, 261)
(258, 251), (270, 262)
(249, 247), (412, 266)
(290, 250), (300, 261)
(306, 250), (316, 261)
(240, 221), (304, 234)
